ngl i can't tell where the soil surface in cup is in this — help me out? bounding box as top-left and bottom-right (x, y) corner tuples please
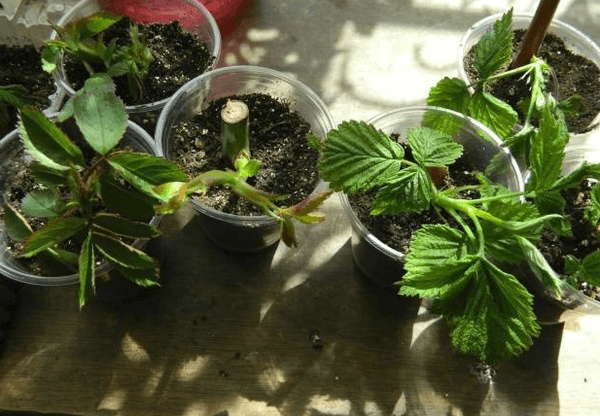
(348, 140), (481, 254)
(170, 93), (320, 216)
(0, 45), (56, 139)
(537, 179), (600, 301)
(63, 17), (215, 134)
(464, 30), (600, 134)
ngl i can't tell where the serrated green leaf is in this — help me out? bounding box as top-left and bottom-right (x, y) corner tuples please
(468, 90), (518, 139)
(110, 261), (160, 288)
(28, 161), (70, 188)
(580, 250), (600, 286)
(318, 120), (405, 193)
(399, 224), (475, 297)
(22, 216), (87, 257)
(474, 9), (514, 79)
(108, 152), (187, 185)
(21, 189), (64, 218)
(0, 84), (30, 109)
(93, 232), (155, 270)
(73, 74), (127, 155)
(371, 165), (432, 215)
(306, 133), (325, 152)
(2, 203), (33, 242)
(516, 236), (562, 296)
(78, 231), (95, 308)
(99, 174), (156, 222)
(407, 126), (463, 167)
(41, 43), (63, 73)
(433, 258), (539, 364)
(527, 108), (568, 192)
(93, 213), (160, 239)
(426, 77), (471, 113)
(482, 199), (541, 264)
(19, 107), (85, 169)
(79, 12), (122, 39)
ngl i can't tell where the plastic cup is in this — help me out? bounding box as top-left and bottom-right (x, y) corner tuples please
(155, 65), (335, 252)
(50, 0), (221, 114)
(0, 120), (160, 287)
(340, 106), (523, 289)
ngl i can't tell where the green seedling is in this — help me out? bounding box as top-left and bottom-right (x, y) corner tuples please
(42, 11), (153, 102)
(313, 117), (600, 364)
(427, 8), (579, 163)
(155, 99), (332, 247)
(3, 74), (186, 308)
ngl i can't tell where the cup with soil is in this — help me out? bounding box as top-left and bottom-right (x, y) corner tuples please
(0, 43), (65, 139)
(155, 65), (335, 252)
(525, 144), (600, 322)
(0, 119), (161, 299)
(340, 106), (523, 289)
(458, 13), (600, 145)
(48, 0), (221, 134)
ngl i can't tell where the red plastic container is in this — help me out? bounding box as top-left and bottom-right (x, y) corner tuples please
(98, 0), (245, 35)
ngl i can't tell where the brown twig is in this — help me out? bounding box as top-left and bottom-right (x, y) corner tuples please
(513, 0), (561, 68)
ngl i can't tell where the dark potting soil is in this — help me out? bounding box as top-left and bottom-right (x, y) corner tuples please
(537, 179), (600, 301)
(0, 44), (56, 139)
(170, 93), (320, 216)
(63, 17), (215, 134)
(464, 30), (600, 134)
(348, 140), (482, 254)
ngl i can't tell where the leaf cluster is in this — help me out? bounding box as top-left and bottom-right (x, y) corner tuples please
(3, 74), (186, 308)
(429, 10), (600, 289)
(315, 119), (576, 363)
(155, 101), (331, 248)
(42, 11), (153, 102)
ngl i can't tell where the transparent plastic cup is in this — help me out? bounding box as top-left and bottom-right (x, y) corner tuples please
(155, 65), (335, 252)
(50, 0), (221, 114)
(457, 13), (600, 143)
(0, 120), (160, 287)
(340, 106), (523, 289)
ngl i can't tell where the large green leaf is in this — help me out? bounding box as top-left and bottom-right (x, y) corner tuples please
(73, 74), (127, 155)
(78, 231), (95, 308)
(432, 258), (539, 364)
(371, 165), (433, 215)
(107, 152), (187, 185)
(426, 77), (471, 113)
(527, 108), (568, 192)
(93, 232), (156, 270)
(474, 9), (514, 79)
(79, 11), (122, 40)
(19, 107), (85, 169)
(22, 216), (87, 257)
(468, 90), (518, 139)
(93, 213), (160, 239)
(2, 203), (33, 242)
(407, 126), (463, 167)
(28, 161), (70, 188)
(517, 236), (563, 296)
(399, 224), (474, 298)
(318, 120), (405, 193)
(99, 174), (157, 221)
(21, 189), (64, 218)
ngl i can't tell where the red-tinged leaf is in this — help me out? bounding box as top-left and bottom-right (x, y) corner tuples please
(78, 231), (95, 308)
(93, 213), (160, 239)
(22, 216), (87, 257)
(289, 190), (332, 217)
